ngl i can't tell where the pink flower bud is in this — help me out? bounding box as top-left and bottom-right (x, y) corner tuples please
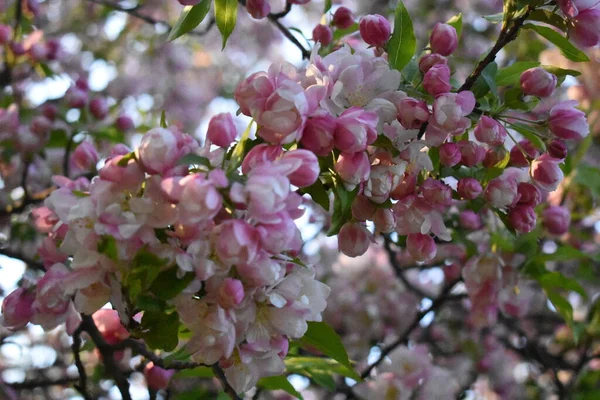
(390, 172), (417, 200)
(30, 115), (52, 136)
(0, 24), (11, 45)
(542, 205), (570, 235)
(459, 210), (482, 230)
(439, 142), (462, 167)
(397, 98), (430, 129)
(423, 64), (452, 96)
(483, 147), (507, 168)
(406, 233), (437, 262)
(547, 140), (568, 160)
(334, 107), (378, 153)
(335, 152), (370, 190)
(207, 113), (237, 148)
(45, 39), (62, 61)
(301, 113), (336, 156)
(359, 14), (391, 47)
(31, 207), (59, 233)
(444, 263), (462, 282)
(333, 7), (354, 29)
(484, 177), (519, 208)
(313, 24), (333, 45)
(351, 194), (376, 221)
(214, 220), (259, 265)
(144, 362), (175, 391)
(218, 278), (245, 308)
(89, 97), (109, 120)
(548, 101), (589, 140)
(509, 140), (539, 167)
(115, 115), (134, 132)
(520, 67), (557, 97)
(530, 154), (564, 192)
(1, 288), (35, 330)
(429, 23), (458, 56)
(508, 205), (536, 234)
(280, 149), (319, 188)
(570, 8), (600, 47)
(257, 214), (298, 253)
(28, 43), (47, 62)
(99, 155), (145, 187)
(246, 0), (271, 19)
(458, 140), (485, 167)
(66, 87), (87, 109)
(421, 178), (452, 207)
(71, 141), (99, 172)
(10, 42), (25, 56)
(241, 143), (283, 174)
(41, 103), (58, 121)
(418, 53), (447, 73)
(373, 208), (396, 233)
(138, 128), (180, 174)
(559, 0), (600, 17)
(517, 182), (542, 207)
(338, 222), (372, 257)
(474, 116), (507, 145)
(92, 309), (130, 345)
(457, 178), (483, 200)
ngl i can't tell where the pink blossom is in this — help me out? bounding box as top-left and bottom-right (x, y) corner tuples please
(218, 278), (245, 309)
(530, 154), (564, 192)
(397, 97), (430, 129)
(241, 144), (283, 174)
(207, 113), (237, 148)
(548, 140), (568, 160)
(509, 140), (538, 167)
(570, 8), (600, 47)
(256, 213), (298, 254)
(483, 147), (508, 168)
(280, 149), (319, 188)
(144, 362), (175, 391)
(439, 142), (462, 167)
(542, 205), (570, 235)
(484, 176), (519, 208)
(161, 174), (222, 223)
(364, 163), (406, 204)
(313, 24), (333, 45)
(334, 107), (378, 153)
(301, 112), (336, 156)
(137, 128), (182, 175)
(373, 208), (396, 233)
(429, 23), (458, 56)
(359, 14), (391, 47)
(246, 0), (270, 19)
(0, 24), (11, 44)
(474, 116), (507, 145)
(115, 115), (134, 132)
(31, 206), (59, 233)
(351, 194), (376, 221)
(548, 101), (589, 140)
(508, 205), (537, 234)
(406, 233), (437, 262)
(426, 91), (475, 144)
(423, 64), (452, 96)
(421, 178), (452, 207)
(70, 141), (99, 173)
(89, 97), (109, 120)
(333, 7), (354, 29)
(214, 220), (259, 266)
(92, 309), (130, 345)
(0, 288), (35, 330)
(334, 152), (370, 190)
(338, 222), (372, 257)
(520, 67), (557, 97)
(457, 178), (483, 200)
(459, 210), (482, 230)
(517, 182), (542, 207)
(559, 0), (600, 17)
(458, 140), (486, 167)
(418, 53), (447, 73)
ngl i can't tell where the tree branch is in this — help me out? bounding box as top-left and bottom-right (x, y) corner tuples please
(120, 338), (207, 370)
(71, 326), (92, 400)
(212, 364), (242, 400)
(383, 236), (432, 299)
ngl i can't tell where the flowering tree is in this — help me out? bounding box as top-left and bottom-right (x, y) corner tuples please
(1, 0), (600, 398)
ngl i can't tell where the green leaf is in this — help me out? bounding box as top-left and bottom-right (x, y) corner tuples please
(495, 61), (540, 86)
(301, 179), (330, 211)
(324, 0), (332, 13)
(284, 356), (360, 379)
(47, 129), (69, 148)
(387, 1), (416, 72)
(167, 0), (212, 42)
(258, 376), (303, 399)
(177, 153), (212, 167)
(483, 12), (504, 23)
(326, 181), (359, 236)
(160, 110), (168, 128)
(299, 322), (360, 381)
(332, 23), (359, 42)
(446, 13), (462, 39)
(305, 370), (336, 391)
(149, 268), (195, 301)
(507, 122), (546, 150)
(524, 24), (590, 62)
(538, 271), (587, 299)
(541, 65), (581, 78)
(575, 164), (600, 198)
(227, 119), (253, 173)
(472, 62), (498, 98)
(216, 392), (229, 400)
(174, 366), (214, 379)
(141, 310), (180, 351)
(528, 9), (567, 31)
(97, 236), (118, 261)
(546, 290), (574, 324)
(215, 0), (237, 50)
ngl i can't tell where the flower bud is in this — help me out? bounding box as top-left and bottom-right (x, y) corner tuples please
(542, 205), (570, 235)
(484, 177), (519, 208)
(42, 103), (58, 121)
(547, 140), (568, 160)
(45, 39), (62, 61)
(66, 87), (87, 109)
(89, 97), (109, 120)
(474, 116), (507, 146)
(246, 0), (271, 19)
(116, 115), (134, 132)
(429, 23), (458, 56)
(509, 140), (538, 167)
(333, 7), (354, 29)
(71, 141), (99, 172)
(421, 178), (452, 207)
(458, 140), (485, 167)
(423, 64), (452, 96)
(483, 147), (507, 168)
(570, 8), (600, 47)
(390, 172), (417, 200)
(281, 149), (319, 188)
(334, 107), (378, 153)
(373, 208), (396, 233)
(30, 116), (52, 136)
(459, 210), (482, 230)
(301, 113), (336, 156)
(508, 205), (536, 234)
(396, 97), (430, 129)
(313, 24), (333, 45)
(338, 222), (372, 258)
(407, 233), (437, 262)
(0, 24), (11, 45)
(351, 194), (376, 221)
(214, 220), (259, 265)
(241, 143), (283, 174)
(92, 309), (130, 345)
(218, 278), (245, 308)
(10, 42), (25, 56)
(548, 101), (589, 140)
(137, 128), (180, 174)
(100, 155), (145, 186)
(530, 154), (564, 192)
(439, 142), (462, 167)
(520, 67), (557, 97)
(0, 288), (35, 330)
(418, 53), (447, 73)
(517, 182), (542, 207)
(457, 178), (483, 200)
(207, 113), (237, 148)
(28, 43), (48, 62)
(144, 362), (175, 391)
(359, 14), (391, 47)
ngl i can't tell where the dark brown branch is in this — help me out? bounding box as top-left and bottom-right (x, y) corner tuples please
(383, 236), (432, 299)
(8, 376), (79, 390)
(212, 364), (242, 400)
(0, 248), (45, 270)
(71, 326), (92, 400)
(360, 279), (460, 379)
(80, 315), (132, 400)
(120, 338), (207, 370)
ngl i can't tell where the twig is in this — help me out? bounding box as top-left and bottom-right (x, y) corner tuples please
(121, 338), (207, 370)
(360, 279), (460, 379)
(80, 315), (132, 400)
(8, 376), (79, 390)
(71, 326), (92, 400)
(212, 364), (242, 400)
(383, 236), (433, 299)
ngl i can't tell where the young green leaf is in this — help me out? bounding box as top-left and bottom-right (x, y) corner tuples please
(524, 24), (590, 62)
(495, 61), (540, 86)
(446, 13), (462, 39)
(177, 153), (212, 168)
(258, 376), (303, 399)
(386, 1), (416, 72)
(215, 0), (238, 50)
(324, 0), (332, 14)
(168, 0), (212, 42)
(141, 311), (180, 351)
(227, 119), (253, 173)
(160, 110), (168, 128)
